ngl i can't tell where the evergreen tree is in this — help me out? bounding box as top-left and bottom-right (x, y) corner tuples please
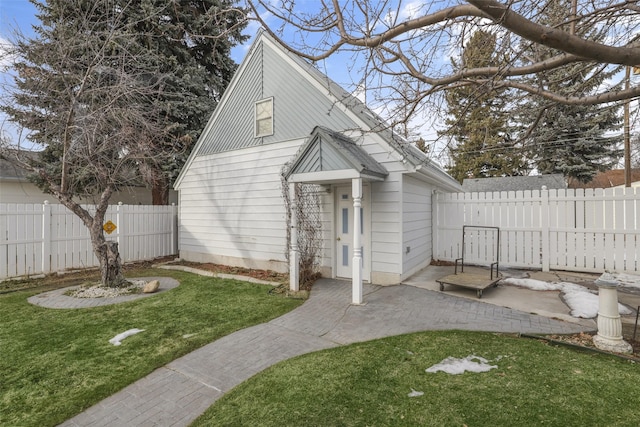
(517, 0), (622, 182)
(633, 134), (640, 168)
(114, 0), (248, 203)
(443, 30), (525, 183)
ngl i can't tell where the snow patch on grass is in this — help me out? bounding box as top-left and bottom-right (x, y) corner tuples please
(109, 328), (145, 346)
(426, 355), (498, 375)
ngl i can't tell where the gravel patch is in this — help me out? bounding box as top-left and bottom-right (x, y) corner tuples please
(67, 280), (147, 298)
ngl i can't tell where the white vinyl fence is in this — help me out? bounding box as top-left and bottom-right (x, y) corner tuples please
(434, 187), (639, 273)
(0, 202), (178, 279)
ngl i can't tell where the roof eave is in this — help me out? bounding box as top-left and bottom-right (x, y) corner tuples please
(414, 163), (463, 192)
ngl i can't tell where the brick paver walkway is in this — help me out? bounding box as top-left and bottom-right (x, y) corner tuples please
(59, 278), (589, 427)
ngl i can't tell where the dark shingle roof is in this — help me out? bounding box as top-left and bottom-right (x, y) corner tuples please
(462, 174), (567, 192)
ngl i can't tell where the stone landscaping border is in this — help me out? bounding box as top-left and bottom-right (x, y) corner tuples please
(27, 277), (179, 309)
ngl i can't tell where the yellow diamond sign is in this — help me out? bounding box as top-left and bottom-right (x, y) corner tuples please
(103, 220), (117, 234)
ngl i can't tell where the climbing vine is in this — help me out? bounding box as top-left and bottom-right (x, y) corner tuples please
(281, 166), (323, 288)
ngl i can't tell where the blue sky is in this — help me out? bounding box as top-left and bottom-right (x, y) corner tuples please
(0, 0), (254, 63)
(0, 1), (38, 148)
(0, 0), (37, 36)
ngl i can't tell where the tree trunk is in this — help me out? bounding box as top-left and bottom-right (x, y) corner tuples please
(101, 241), (126, 287)
(91, 227), (128, 287)
(77, 187), (128, 288)
(151, 181), (169, 205)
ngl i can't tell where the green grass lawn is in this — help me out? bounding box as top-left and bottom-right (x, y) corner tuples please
(193, 330), (640, 427)
(0, 268), (303, 427)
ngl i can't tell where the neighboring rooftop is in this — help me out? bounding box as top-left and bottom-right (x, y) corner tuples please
(462, 174), (566, 192)
(0, 150), (39, 181)
(568, 169), (640, 189)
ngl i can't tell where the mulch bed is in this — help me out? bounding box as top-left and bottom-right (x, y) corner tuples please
(166, 260), (321, 291)
(167, 260), (289, 283)
(540, 332), (640, 362)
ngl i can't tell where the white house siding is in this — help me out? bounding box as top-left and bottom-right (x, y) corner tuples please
(175, 31), (462, 284)
(178, 139), (304, 272)
(402, 174), (433, 279)
(0, 181), (175, 205)
(1, 181), (60, 204)
(357, 133), (408, 284)
(369, 177), (402, 284)
(321, 131), (407, 285)
(197, 36), (358, 156)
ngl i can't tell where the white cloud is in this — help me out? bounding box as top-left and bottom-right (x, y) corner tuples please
(399, 1), (424, 21)
(0, 35), (16, 70)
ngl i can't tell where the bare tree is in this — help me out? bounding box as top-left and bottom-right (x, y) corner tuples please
(247, 0), (640, 130)
(0, 1), (172, 286)
(2, 0), (247, 285)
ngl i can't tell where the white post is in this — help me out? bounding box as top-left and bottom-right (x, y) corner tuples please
(42, 201), (51, 274)
(540, 186), (550, 272)
(171, 203), (178, 255)
(289, 183), (299, 292)
(432, 190), (439, 261)
(352, 178), (363, 305)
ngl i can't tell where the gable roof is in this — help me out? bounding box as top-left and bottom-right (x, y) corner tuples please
(263, 32), (459, 189)
(175, 29), (461, 192)
(284, 126), (388, 182)
(462, 174), (566, 192)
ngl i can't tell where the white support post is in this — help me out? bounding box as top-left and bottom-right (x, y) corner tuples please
(289, 183), (300, 292)
(540, 186), (550, 272)
(432, 190), (439, 260)
(171, 203), (178, 255)
(42, 201), (51, 274)
(352, 178), (363, 305)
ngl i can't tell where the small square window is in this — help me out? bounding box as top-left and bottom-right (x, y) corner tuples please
(255, 98), (273, 137)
